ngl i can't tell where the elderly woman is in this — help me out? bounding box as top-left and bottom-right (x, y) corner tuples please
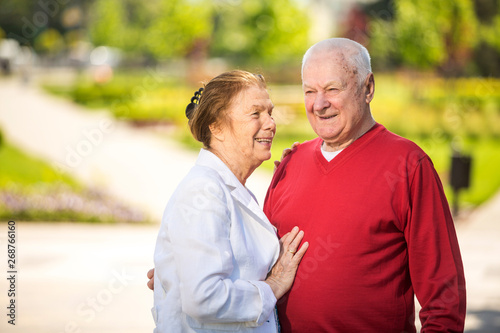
(152, 70), (308, 332)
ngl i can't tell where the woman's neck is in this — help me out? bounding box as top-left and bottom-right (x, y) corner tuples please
(207, 147), (256, 186)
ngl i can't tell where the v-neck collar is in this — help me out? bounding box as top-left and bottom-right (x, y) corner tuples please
(313, 123), (383, 174)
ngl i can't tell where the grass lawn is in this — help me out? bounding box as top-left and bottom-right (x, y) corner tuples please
(0, 142), (147, 223)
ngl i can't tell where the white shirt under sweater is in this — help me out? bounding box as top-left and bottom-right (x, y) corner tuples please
(321, 143), (343, 162)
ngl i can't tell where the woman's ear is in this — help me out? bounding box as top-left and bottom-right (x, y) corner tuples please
(209, 122), (225, 142)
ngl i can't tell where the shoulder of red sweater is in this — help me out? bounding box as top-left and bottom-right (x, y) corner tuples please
(376, 124), (428, 159)
(297, 137), (322, 150)
(272, 137), (320, 176)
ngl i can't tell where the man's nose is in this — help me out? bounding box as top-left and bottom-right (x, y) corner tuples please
(313, 92), (330, 112)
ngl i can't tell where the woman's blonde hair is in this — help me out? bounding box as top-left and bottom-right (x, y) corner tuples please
(187, 70), (267, 148)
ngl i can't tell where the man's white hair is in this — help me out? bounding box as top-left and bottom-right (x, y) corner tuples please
(302, 38), (372, 86)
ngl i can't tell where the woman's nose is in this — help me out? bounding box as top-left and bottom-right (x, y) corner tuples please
(263, 113), (276, 132)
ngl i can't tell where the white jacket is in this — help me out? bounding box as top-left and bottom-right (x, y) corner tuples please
(152, 149), (280, 332)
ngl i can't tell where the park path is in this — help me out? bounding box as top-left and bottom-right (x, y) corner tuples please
(0, 73), (499, 332)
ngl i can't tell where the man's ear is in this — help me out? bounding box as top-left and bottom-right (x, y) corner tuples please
(209, 122), (225, 142)
(365, 73), (375, 104)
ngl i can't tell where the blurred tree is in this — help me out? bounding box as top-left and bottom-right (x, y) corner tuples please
(473, 0), (500, 76)
(88, 0), (308, 65)
(34, 28), (65, 56)
(210, 0), (309, 65)
(365, 0), (482, 76)
(363, 0), (399, 71)
(367, 18), (398, 70)
(146, 0), (212, 60)
(393, 0), (478, 75)
(0, 0), (39, 43)
(88, 0), (131, 53)
(0, 0), (80, 45)
(3, 0), (308, 67)
(88, 0), (212, 62)
(474, 0), (499, 23)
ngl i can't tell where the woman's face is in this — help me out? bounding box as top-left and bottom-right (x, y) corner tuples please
(217, 85), (276, 170)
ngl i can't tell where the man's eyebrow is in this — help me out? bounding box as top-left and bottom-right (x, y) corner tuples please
(303, 80), (344, 89)
(325, 80), (344, 87)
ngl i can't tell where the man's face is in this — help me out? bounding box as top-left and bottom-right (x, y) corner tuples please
(302, 49), (371, 150)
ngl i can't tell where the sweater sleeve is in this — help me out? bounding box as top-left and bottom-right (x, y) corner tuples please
(165, 177), (277, 326)
(406, 156), (466, 332)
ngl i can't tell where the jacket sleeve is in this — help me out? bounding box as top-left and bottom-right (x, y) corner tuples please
(163, 176), (276, 326)
(406, 156), (466, 332)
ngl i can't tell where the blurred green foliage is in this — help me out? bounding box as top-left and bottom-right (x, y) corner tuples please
(89, 0), (213, 60)
(394, 0), (477, 70)
(33, 28), (65, 56)
(372, 74), (500, 139)
(1, 0), (309, 66)
(87, 0), (309, 64)
(44, 70), (195, 124)
(367, 0), (500, 76)
(209, 0), (310, 64)
(2, 0), (499, 75)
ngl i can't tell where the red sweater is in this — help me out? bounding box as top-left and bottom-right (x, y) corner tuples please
(264, 124), (466, 332)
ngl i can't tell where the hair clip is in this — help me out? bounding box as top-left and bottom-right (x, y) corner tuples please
(185, 88), (204, 119)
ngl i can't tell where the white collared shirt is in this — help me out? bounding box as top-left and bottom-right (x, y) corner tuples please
(153, 149), (280, 332)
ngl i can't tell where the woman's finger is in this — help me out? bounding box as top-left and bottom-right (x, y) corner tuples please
(291, 241), (309, 263)
(287, 228), (304, 251)
(282, 227), (299, 248)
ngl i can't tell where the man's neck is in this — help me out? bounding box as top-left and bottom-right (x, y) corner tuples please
(322, 118), (376, 152)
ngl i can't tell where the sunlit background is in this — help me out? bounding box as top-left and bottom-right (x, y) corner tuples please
(0, 0), (499, 332)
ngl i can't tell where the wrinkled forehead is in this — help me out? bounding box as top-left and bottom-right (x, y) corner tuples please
(231, 85), (273, 111)
(304, 46), (357, 71)
(302, 49), (357, 86)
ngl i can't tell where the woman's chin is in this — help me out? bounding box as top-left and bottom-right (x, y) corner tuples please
(252, 155), (271, 168)
(261, 152), (272, 162)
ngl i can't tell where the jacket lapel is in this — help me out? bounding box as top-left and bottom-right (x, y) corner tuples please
(196, 149), (277, 236)
(229, 185), (277, 235)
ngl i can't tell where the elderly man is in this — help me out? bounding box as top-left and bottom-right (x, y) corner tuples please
(148, 38), (466, 332)
(264, 38), (465, 332)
